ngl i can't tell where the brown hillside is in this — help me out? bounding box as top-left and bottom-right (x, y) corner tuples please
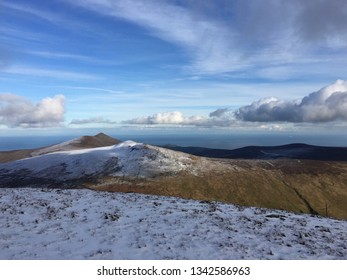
(0, 149), (35, 164)
(0, 133), (120, 163)
(66, 133), (120, 149)
(88, 158), (347, 220)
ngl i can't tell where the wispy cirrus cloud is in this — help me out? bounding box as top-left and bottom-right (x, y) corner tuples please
(61, 86), (124, 94)
(64, 0), (347, 76)
(1, 1), (63, 24)
(65, 0), (239, 74)
(3, 65), (99, 81)
(0, 93), (65, 128)
(27, 51), (116, 65)
(1, 1), (91, 33)
(0, 0), (114, 44)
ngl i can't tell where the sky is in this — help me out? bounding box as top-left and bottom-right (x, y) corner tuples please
(1, 0), (347, 136)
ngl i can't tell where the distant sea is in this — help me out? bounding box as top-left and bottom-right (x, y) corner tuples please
(1, 132), (346, 151)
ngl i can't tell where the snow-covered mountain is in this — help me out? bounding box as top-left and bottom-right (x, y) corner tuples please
(0, 140), (196, 187)
(1, 134), (347, 220)
(0, 188), (346, 260)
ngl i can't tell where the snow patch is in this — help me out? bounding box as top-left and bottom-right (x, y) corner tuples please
(0, 188), (346, 260)
(30, 136), (85, 156)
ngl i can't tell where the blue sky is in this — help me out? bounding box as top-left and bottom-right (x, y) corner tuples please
(1, 0), (347, 135)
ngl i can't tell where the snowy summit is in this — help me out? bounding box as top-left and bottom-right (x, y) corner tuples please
(0, 141), (194, 187)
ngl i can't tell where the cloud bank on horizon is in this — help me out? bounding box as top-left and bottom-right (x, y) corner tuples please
(70, 117), (117, 125)
(235, 80), (347, 123)
(125, 80), (347, 126)
(1, 80), (347, 129)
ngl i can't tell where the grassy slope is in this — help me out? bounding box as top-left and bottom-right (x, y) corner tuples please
(89, 159), (347, 220)
(0, 149), (35, 163)
(0, 133), (120, 163)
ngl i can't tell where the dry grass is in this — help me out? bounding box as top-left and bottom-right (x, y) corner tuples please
(0, 150), (34, 163)
(0, 133), (120, 163)
(89, 159), (347, 220)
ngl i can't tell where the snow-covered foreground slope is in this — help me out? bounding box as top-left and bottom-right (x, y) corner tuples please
(0, 141), (194, 186)
(0, 188), (346, 260)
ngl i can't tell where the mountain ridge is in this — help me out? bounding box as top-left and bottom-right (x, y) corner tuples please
(0, 133), (120, 163)
(163, 143), (347, 161)
(1, 133), (347, 219)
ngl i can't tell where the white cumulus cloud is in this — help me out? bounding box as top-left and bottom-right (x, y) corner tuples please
(124, 80), (347, 127)
(0, 94), (65, 128)
(235, 80), (347, 122)
(124, 110), (240, 127)
(124, 111), (206, 125)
